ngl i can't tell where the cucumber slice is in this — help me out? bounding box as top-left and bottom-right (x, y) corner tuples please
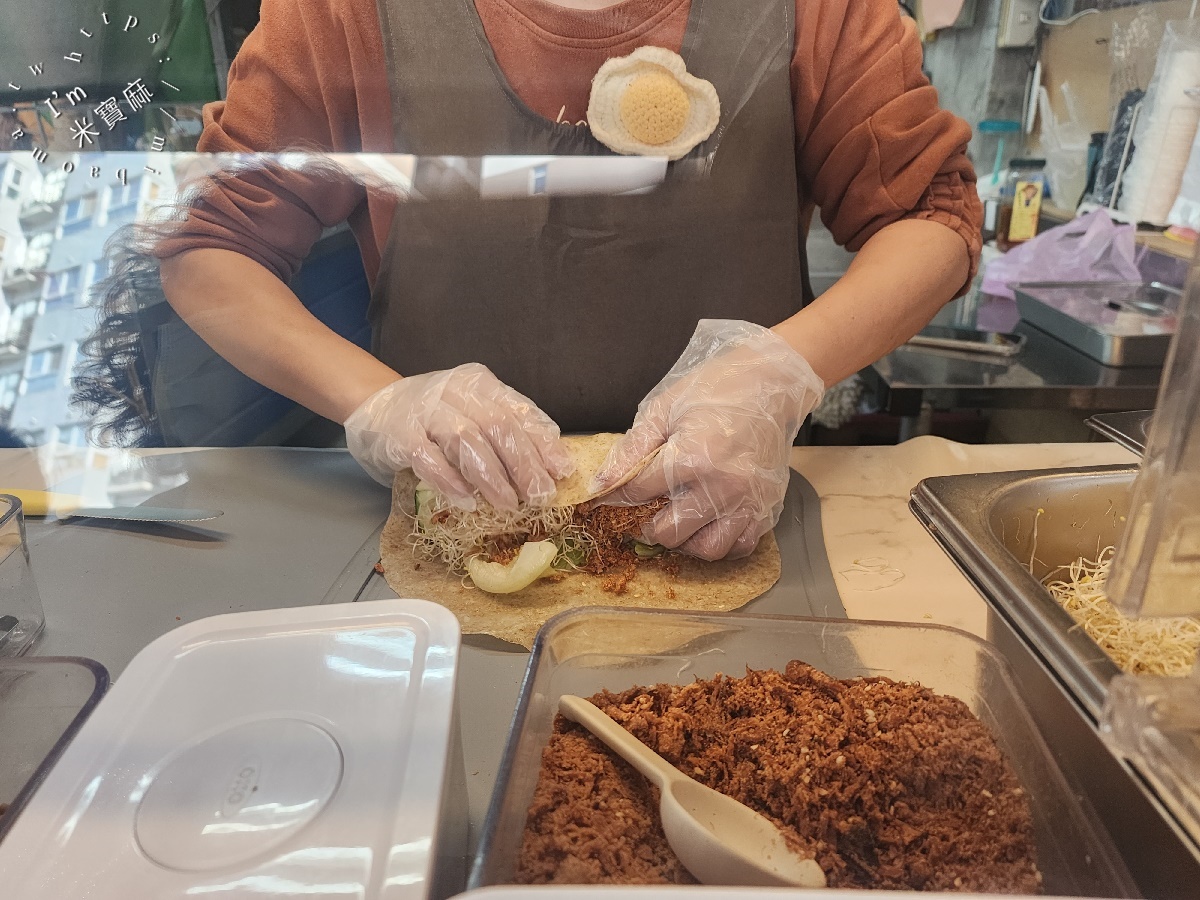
(552, 536), (589, 570)
(414, 482), (435, 531)
(467, 541), (557, 594)
(633, 540), (664, 559)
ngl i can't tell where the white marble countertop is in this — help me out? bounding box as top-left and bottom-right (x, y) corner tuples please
(791, 436), (1138, 637)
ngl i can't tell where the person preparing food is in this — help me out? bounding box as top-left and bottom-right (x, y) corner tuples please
(154, 0), (981, 562)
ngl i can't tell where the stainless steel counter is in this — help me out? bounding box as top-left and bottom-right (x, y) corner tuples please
(27, 449), (390, 673)
(868, 321), (1162, 414)
(864, 296), (1163, 435)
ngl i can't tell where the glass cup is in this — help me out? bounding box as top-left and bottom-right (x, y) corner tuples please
(0, 495), (45, 656)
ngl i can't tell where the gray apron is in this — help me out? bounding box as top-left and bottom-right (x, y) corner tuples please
(372, 0), (810, 433)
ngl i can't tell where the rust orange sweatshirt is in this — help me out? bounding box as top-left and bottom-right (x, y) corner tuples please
(156, 0), (982, 292)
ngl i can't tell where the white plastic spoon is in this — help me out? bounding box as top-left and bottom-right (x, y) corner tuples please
(559, 694), (827, 888)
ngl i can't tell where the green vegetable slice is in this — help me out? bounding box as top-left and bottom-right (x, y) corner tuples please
(466, 540), (557, 594)
(552, 535), (590, 570)
(414, 482), (435, 532)
(633, 540), (665, 559)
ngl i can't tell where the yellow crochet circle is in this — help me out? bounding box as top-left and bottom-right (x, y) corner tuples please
(618, 71), (690, 146)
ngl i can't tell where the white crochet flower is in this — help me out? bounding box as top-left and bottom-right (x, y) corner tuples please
(587, 46), (720, 161)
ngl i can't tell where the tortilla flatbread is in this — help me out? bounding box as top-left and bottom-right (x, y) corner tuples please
(544, 431), (659, 507)
(379, 433), (781, 648)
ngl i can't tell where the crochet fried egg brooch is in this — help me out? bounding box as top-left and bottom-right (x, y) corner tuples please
(587, 46), (720, 161)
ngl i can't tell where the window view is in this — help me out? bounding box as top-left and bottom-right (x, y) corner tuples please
(105, 177), (142, 226)
(25, 346), (62, 380)
(44, 268), (80, 308)
(61, 196), (95, 235)
(0, 153), (178, 447)
(0, 0), (1008, 459)
(0, 148), (686, 450)
(4, 165), (22, 201)
(55, 420), (88, 447)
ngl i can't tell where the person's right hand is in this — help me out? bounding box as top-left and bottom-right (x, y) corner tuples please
(343, 363), (574, 511)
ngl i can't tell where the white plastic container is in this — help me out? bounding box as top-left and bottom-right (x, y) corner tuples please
(0, 600), (466, 899)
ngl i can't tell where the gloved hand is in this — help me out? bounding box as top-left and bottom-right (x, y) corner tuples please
(344, 363), (574, 511)
(590, 319), (824, 560)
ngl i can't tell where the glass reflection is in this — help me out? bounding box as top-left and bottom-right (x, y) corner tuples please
(326, 624), (421, 679)
(333, 627), (417, 660)
(0, 150), (672, 454)
(184, 875), (363, 896)
(184, 845), (373, 897)
(200, 799), (327, 836)
(55, 773), (102, 846)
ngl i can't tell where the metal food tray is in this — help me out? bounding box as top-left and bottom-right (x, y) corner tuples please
(910, 464), (1135, 720)
(1088, 410), (1154, 456)
(911, 465), (1200, 896)
(1013, 281), (1178, 367)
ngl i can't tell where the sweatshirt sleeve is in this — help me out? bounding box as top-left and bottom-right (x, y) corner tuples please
(792, 0), (982, 293)
(153, 0), (377, 283)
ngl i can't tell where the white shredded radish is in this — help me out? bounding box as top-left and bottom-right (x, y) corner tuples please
(1042, 547), (1200, 677)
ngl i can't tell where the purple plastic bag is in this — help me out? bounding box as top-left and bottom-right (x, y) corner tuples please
(981, 209), (1143, 300)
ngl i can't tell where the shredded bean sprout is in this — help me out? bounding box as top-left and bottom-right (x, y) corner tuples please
(1042, 547), (1200, 677)
(410, 492), (594, 575)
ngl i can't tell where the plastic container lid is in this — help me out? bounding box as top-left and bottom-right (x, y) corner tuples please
(0, 600), (462, 899)
(0, 656), (108, 839)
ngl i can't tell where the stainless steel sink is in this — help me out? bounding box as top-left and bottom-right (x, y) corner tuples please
(911, 465), (1200, 897)
(912, 465), (1136, 719)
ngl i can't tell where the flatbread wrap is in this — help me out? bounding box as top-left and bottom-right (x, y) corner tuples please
(379, 433), (781, 648)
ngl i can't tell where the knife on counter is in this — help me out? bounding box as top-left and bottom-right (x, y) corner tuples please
(0, 489), (224, 523)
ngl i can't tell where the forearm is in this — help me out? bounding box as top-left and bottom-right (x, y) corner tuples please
(773, 219), (971, 386)
(160, 248), (400, 422)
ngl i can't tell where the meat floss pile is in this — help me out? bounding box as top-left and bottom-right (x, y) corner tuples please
(515, 661), (1042, 892)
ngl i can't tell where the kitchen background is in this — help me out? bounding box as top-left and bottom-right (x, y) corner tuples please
(0, 0), (1193, 450)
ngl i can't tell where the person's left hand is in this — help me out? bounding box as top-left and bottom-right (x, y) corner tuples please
(590, 319), (824, 561)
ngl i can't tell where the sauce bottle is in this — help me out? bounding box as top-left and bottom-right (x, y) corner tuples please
(997, 158), (1047, 252)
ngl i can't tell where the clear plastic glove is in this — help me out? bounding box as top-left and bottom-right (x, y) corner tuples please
(344, 363), (574, 511)
(590, 319), (824, 561)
